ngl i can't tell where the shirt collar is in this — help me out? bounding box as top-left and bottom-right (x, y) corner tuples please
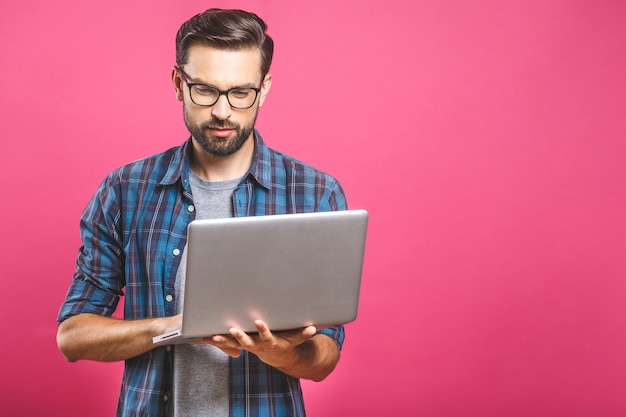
(246, 129), (272, 190)
(158, 138), (192, 189)
(158, 129), (272, 190)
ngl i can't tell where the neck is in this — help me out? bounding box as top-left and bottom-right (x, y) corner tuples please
(190, 135), (254, 182)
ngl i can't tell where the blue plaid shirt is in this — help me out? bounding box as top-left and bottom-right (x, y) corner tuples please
(57, 131), (347, 417)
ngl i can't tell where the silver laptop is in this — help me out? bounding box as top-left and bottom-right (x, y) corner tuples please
(153, 209), (368, 345)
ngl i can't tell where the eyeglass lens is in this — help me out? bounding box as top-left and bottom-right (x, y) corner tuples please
(190, 85), (258, 109)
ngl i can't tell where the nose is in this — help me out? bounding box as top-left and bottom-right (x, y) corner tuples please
(211, 94), (232, 120)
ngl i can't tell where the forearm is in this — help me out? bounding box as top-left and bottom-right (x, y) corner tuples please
(56, 313), (178, 362)
(276, 334), (341, 382)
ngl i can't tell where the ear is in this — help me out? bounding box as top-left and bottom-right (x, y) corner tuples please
(258, 73), (272, 107)
(171, 67), (184, 101)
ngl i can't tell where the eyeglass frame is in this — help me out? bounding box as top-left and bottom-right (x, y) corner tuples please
(174, 66), (262, 109)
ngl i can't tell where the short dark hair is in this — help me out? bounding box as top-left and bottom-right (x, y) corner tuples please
(175, 8), (274, 78)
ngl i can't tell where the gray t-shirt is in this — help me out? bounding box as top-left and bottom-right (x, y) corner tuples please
(172, 171), (242, 417)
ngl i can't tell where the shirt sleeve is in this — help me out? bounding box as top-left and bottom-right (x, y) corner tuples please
(317, 325), (346, 350)
(315, 175), (349, 349)
(321, 175), (348, 212)
(57, 172), (125, 323)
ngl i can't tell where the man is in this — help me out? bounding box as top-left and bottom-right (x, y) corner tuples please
(56, 8), (347, 417)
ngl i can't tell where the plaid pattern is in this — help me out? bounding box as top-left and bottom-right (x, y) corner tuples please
(58, 131), (347, 417)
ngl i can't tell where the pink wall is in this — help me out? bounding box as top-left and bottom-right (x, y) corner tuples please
(2, 1), (625, 416)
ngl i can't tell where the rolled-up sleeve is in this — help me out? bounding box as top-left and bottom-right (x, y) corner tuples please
(57, 173), (125, 323)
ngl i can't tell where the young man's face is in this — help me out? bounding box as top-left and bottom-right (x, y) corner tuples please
(173, 44), (272, 157)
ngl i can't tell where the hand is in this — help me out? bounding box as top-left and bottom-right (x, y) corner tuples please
(205, 320), (317, 370)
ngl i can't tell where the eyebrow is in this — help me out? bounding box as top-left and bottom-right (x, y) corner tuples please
(177, 66), (261, 89)
(185, 74), (258, 89)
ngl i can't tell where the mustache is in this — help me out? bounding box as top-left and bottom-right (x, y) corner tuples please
(201, 119), (238, 130)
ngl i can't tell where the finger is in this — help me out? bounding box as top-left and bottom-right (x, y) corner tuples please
(254, 320), (274, 343)
(220, 347), (242, 357)
(208, 334), (240, 349)
(303, 325), (317, 337)
(229, 327), (255, 348)
(279, 326), (316, 339)
(211, 334), (229, 343)
(210, 344), (242, 357)
(275, 326), (317, 346)
(206, 335), (244, 358)
(291, 326), (316, 343)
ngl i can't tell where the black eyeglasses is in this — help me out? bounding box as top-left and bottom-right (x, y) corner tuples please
(175, 66), (261, 109)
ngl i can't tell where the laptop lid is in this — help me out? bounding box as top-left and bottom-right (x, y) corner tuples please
(153, 209), (368, 345)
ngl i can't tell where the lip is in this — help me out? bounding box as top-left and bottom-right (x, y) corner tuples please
(209, 128), (235, 138)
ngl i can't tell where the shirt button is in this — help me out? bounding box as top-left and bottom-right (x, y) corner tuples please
(163, 394), (169, 402)
(165, 345), (172, 352)
(173, 248), (181, 256)
(188, 204), (195, 212)
(165, 294), (173, 302)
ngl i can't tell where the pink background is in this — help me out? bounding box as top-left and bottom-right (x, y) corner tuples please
(1, 1), (626, 416)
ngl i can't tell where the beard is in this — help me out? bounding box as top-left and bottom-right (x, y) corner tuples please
(184, 104), (258, 157)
